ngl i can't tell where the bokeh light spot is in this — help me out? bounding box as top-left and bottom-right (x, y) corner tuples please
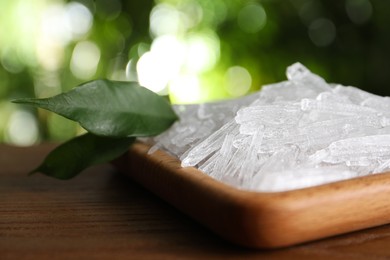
(180, 1), (203, 30)
(298, 0), (323, 25)
(345, 0), (373, 24)
(65, 2), (93, 38)
(137, 35), (185, 93)
(170, 74), (201, 104)
(6, 110), (39, 146)
(70, 41), (101, 80)
(40, 3), (71, 46)
(237, 3), (267, 33)
(37, 1), (93, 71)
(95, 0), (122, 20)
(137, 51), (171, 93)
(185, 32), (220, 73)
(150, 3), (182, 36)
(308, 18), (336, 47)
(225, 66), (252, 97)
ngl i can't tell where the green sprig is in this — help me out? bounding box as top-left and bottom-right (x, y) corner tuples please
(13, 80), (178, 179)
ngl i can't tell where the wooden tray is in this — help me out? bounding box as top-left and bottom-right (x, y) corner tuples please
(113, 142), (390, 249)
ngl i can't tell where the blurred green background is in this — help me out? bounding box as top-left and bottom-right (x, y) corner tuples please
(1, 0), (389, 145)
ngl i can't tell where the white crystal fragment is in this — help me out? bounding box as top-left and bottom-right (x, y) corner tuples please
(312, 135), (390, 167)
(145, 62), (390, 192)
(250, 167), (359, 192)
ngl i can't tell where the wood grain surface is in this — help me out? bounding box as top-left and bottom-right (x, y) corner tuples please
(115, 142), (390, 249)
(2, 143), (390, 259)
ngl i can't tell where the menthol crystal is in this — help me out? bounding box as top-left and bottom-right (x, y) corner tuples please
(146, 62), (390, 192)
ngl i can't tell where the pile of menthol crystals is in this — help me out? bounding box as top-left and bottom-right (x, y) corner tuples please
(145, 63), (390, 192)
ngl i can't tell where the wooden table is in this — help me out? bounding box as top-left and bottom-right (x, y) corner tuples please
(2, 144), (390, 259)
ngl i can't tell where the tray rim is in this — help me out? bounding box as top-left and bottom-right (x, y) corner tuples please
(113, 142), (390, 248)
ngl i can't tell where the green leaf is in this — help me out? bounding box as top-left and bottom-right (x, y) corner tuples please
(32, 133), (135, 180)
(12, 80), (178, 137)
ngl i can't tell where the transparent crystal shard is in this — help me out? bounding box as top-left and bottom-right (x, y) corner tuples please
(238, 131), (265, 178)
(361, 96), (390, 114)
(235, 104), (301, 135)
(333, 84), (378, 104)
(298, 117), (385, 153)
(286, 62), (331, 92)
(219, 131), (266, 188)
(256, 144), (302, 175)
(250, 167), (358, 192)
(300, 98), (378, 117)
(180, 120), (238, 167)
(286, 62), (309, 80)
(259, 80), (327, 103)
(316, 91), (353, 104)
(258, 125), (303, 153)
(311, 135), (390, 167)
(209, 133), (235, 176)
